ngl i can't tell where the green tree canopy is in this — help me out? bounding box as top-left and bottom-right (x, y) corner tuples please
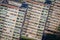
(21, 36), (35, 40)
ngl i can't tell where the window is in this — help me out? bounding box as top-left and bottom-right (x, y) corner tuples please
(58, 24), (60, 31)
(0, 6), (3, 9)
(38, 26), (40, 28)
(18, 11), (25, 14)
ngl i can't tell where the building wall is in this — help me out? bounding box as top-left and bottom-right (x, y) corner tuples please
(1, 0), (60, 40)
(21, 0), (51, 40)
(45, 0), (60, 35)
(0, 4), (27, 40)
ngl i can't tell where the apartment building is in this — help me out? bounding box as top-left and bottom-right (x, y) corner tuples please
(20, 0), (52, 40)
(0, 0), (59, 40)
(0, 0), (28, 40)
(45, 0), (60, 35)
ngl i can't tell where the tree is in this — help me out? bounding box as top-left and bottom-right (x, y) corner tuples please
(58, 24), (60, 31)
(21, 36), (35, 40)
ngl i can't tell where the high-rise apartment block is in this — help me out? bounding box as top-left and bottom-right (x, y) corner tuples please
(45, 0), (60, 35)
(21, 0), (51, 40)
(0, 0), (60, 40)
(0, 1), (28, 40)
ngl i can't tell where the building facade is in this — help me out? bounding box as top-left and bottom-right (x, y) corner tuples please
(21, 0), (51, 40)
(0, 0), (60, 40)
(0, 0), (48, 40)
(45, 0), (60, 35)
(0, 1), (27, 40)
